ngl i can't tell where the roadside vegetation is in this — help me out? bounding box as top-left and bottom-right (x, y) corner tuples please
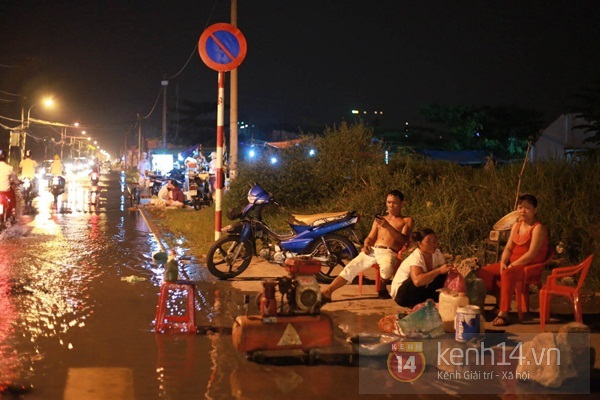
(151, 122), (600, 291)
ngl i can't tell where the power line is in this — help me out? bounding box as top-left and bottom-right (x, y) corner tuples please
(167, 0), (219, 80)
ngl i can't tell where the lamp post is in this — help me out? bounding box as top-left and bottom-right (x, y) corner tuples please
(26, 98), (54, 128)
(23, 98), (54, 160)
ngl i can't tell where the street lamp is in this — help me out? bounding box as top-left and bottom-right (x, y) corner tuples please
(20, 98), (54, 161)
(26, 98), (54, 128)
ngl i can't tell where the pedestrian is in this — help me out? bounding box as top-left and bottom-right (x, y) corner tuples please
(0, 149), (19, 215)
(19, 150), (38, 195)
(137, 152), (151, 193)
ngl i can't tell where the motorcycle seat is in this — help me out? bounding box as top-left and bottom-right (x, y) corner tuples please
(290, 211), (349, 226)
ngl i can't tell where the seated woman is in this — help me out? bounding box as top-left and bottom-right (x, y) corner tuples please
(390, 228), (453, 308)
(477, 194), (548, 326)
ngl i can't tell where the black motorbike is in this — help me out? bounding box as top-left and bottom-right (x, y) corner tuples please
(190, 173), (213, 210)
(89, 171), (100, 207)
(50, 175), (65, 205)
(21, 177), (36, 214)
(147, 174), (166, 197)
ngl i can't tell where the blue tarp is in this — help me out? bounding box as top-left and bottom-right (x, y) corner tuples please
(179, 144), (201, 159)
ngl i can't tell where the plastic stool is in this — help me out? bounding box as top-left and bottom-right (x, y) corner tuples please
(155, 280), (197, 334)
(358, 263), (382, 295)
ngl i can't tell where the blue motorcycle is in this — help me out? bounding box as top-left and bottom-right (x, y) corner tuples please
(206, 184), (361, 283)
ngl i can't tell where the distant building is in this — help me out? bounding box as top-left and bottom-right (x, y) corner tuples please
(531, 114), (598, 162)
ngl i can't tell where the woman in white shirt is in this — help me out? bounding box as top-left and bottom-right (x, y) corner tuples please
(391, 228), (453, 308)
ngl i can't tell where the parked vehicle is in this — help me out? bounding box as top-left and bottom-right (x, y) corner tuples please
(147, 174), (166, 197)
(189, 173), (213, 210)
(126, 179), (140, 207)
(205, 183), (361, 283)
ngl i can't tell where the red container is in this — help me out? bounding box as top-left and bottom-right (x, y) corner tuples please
(284, 258), (321, 275)
(232, 314), (333, 353)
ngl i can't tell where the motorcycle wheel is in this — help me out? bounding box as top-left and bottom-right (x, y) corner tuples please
(206, 236), (253, 280)
(193, 198), (201, 211)
(305, 233), (359, 284)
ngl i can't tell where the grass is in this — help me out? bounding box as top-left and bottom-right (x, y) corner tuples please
(144, 122), (600, 292)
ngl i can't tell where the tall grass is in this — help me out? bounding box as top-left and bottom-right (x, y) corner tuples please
(155, 122), (600, 290)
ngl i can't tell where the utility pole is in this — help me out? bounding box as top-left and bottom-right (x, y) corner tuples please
(162, 77), (168, 149)
(229, 0), (239, 181)
(137, 113), (142, 162)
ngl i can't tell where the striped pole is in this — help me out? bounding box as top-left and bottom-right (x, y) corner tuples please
(215, 71), (225, 240)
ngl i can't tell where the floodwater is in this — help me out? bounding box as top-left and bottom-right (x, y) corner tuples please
(0, 171), (224, 399)
(0, 171), (380, 400)
(1, 170), (595, 399)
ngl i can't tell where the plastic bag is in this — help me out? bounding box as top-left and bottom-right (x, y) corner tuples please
(397, 299), (445, 339)
(444, 269), (466, 293)
(465, 272), (487, 312)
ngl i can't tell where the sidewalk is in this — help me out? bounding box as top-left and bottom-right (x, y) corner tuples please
(223, 256), (600, 369)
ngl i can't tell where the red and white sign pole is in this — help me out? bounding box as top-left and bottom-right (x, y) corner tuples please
(215, 71), (225, 240)
(198, 23), (247, 241)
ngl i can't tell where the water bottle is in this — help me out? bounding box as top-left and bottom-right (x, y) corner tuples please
(164, 251), (179, 282)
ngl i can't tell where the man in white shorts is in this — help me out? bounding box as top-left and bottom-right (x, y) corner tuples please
(321, 190), (413, 301)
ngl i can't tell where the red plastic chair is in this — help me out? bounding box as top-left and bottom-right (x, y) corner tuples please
(514, 249), (554, 321)
(358, 245), (407, 295)
(539, 254), (594, 331)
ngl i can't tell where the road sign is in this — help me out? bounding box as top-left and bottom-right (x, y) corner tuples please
(198, 23), (247, 72)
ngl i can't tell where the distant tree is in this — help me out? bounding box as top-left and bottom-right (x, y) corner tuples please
(419, 103), (544, 158)
(570, 81), (600, 145)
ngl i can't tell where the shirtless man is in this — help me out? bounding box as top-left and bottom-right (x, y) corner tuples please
(321, 190), (414, 301)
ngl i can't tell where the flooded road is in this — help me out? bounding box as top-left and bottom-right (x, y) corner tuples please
(0, 171), (384, 400)
(0, 171), (222, 399)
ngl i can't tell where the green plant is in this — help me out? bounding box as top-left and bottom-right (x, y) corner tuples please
(153, 122), (600, 291)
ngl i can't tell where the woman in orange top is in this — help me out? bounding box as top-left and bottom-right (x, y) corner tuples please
(477, 194), (548, 326)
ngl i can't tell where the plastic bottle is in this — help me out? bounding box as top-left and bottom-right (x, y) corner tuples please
(164, 250), (179, 282)
(438, 290), (469, 333)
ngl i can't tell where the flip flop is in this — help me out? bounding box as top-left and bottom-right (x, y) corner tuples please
(491, 315), (509, 326)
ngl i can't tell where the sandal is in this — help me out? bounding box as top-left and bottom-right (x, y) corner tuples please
(491, 315), (509, 326)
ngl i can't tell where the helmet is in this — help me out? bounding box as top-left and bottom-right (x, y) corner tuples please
(25, 150), (32, 158)
(54, 154), (60, 160)
(0, 149), (6, 162)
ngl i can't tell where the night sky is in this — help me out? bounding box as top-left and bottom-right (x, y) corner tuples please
(1, 1), (599, 157)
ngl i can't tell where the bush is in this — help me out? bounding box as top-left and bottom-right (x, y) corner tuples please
(161, 122), (600, 290)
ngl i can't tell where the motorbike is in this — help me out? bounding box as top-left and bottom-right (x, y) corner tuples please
(126, 179), (140, 207)
(50, 175), (65, 204)
(21, 177), (35, 214)
(206, 183), (361, 283)
(89, 171), (101, 207)
(147, 174), (166, 197)
(0, 191), (16, 230)
(190, 172), (213, 210)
